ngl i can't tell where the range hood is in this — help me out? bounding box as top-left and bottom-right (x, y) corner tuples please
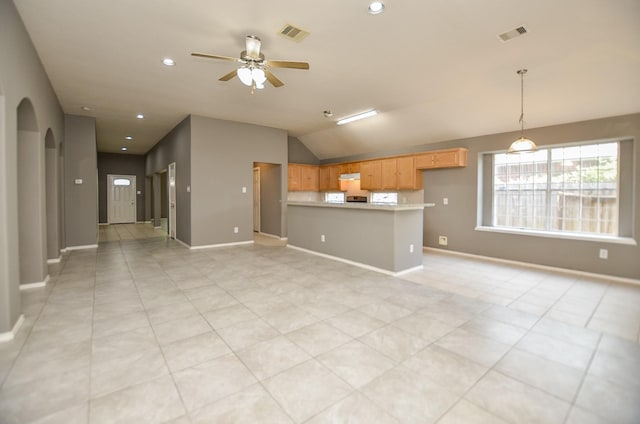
(339, 172), (361, 181)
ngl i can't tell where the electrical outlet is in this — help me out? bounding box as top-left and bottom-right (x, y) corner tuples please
(409, 244), (414, 253)
(443, 197), (448, 205)
(242, 187), (247, 193)
(438, 236), (448, 246)
(234, 227), (239, 234)
(599, 248), (608, 259)
(321, 234), (326, 242)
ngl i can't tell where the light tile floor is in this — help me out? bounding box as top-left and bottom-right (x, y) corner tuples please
(1, 224), (639, 423)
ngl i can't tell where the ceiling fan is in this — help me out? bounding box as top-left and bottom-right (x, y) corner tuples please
(191, 35), (310, 92)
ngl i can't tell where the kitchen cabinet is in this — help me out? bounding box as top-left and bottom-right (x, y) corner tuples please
(319, 165), (342, 191)
(339, 162), (360, 174)
(288, 164), (319, 191)
(380, 157), (422, 190)
(414, 148), (468, 169)
(360, 160), (382, 190)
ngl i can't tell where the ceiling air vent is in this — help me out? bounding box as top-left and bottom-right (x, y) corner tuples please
(498, 26), (528, 42)
(278, 24), (310, 42)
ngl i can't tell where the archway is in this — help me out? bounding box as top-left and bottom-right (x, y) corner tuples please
(17, 98), (47, 287)
(44, 129), (60, 261)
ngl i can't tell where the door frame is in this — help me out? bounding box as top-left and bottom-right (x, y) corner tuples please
(253, 167), (261, 232)
(107, 174), (137, 224)
(168, 162), (176, 239)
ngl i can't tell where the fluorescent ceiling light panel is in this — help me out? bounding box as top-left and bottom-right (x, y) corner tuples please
(336, 109), (377, 125)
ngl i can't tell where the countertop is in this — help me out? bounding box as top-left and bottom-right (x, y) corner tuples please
(287, 201), (435, 211)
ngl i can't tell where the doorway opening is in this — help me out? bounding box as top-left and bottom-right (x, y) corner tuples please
(252, 162), (283, 241)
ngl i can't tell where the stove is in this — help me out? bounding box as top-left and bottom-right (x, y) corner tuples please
(346, 195), (368, 203)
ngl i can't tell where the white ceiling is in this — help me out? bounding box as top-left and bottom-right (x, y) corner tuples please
(14, 0), (640, 159)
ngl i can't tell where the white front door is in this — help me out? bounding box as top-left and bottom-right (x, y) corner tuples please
(107, 174), (136, 224)
(168, 162), (176, 239)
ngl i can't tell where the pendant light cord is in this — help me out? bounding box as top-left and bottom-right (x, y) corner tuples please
(518, 69), (527, 137)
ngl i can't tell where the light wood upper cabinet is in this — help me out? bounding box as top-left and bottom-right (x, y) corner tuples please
(397, 156), (422, 189)
(360, 160), (382, 190)
(288, 164), (319, 191)
(319, 165), (342, 191)
(415, 148), (468, 169)
(288, 164), (302, 191)
(339, 162), (360, 174)
(380, 158), (397, 189)
(380, 157), (422, 190)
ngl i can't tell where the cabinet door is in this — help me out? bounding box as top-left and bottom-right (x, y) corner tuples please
(288, 164), (302, 191)
(360, 160), (382, 190)
(414, 153), (437, 169)
(397, 156), (422, 189)
(435, 149), (468, 168)
(329, 166), (342, 190)
(347, 162), (360, 173)
(301, 166), (319, 191)
(319, 167), (330, 191)
(380, 159), (397, 189)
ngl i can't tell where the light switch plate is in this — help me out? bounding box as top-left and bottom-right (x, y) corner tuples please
(74, 179), (83, 185)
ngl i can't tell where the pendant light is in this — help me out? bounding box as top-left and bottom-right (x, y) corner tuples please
(508, 69), (538, 153)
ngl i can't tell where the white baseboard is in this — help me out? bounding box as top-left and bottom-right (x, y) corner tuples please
(47, 256), (62, 264)
(287, 244), (422, 277)
(20, 275), (49, 290)
(0, 314), (24, 343)
(174, 238), (190, 249)
(65, 244), (98, 251)
(258, 232), (288, 241)
(190, 240), (254, 250)
(424, 247), (640, 286)
(98, 222), (109, 226)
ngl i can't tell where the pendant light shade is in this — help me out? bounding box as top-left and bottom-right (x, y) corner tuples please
(508, 69), (537, 153)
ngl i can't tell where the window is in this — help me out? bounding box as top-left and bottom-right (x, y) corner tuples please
(371, 192), (398, 205)
(324, 192), (345, 203)
(113, 178), (131, 186)
(492, 141), (619, 235)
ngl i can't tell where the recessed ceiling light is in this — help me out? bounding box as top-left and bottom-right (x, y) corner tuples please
(81, 106), (91, 111)
(136, 114), (144, 119)
(125, 136), (133, 140)
(162, 58), (175, 66)
(337, 110), (378, 125)
(120, 146), (128, 151)
(368, 1), (385, 14)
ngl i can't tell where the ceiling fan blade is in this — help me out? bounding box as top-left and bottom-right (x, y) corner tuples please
(264, 70), (284, 87)
(218, 70), (237, 82)
(266, 60), (310, 70)
(191, 52), (241, 63)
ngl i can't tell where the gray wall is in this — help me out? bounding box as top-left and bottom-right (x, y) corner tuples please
(145, 116), (191, 244)
(190, 115), (287, 246)
(288, 205), (423, 273)
(0, 0), (65, 333)
(322, 114), (640, 280)
(288, 136), (319, 164)
(255, 163), (282, 237)
(64, 115), (98, 247)
(98, 152), (146, 223)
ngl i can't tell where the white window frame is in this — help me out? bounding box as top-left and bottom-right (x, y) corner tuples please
(476, 139), (637, 246)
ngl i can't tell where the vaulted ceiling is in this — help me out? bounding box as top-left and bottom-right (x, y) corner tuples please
(14, 0), (640, 159)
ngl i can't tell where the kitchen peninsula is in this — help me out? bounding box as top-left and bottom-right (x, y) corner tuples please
(287, 201), (434, 275)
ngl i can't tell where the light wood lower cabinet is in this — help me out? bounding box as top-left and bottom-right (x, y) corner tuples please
(415, 148), (468, 169)
(288, 164), (319, 191)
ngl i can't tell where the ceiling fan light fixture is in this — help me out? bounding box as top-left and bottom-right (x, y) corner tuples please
(251, 68), (267, 84)
(237, 67), (253, 86)
(245, 36), (261, 59)
(368, 1), (385, 14)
